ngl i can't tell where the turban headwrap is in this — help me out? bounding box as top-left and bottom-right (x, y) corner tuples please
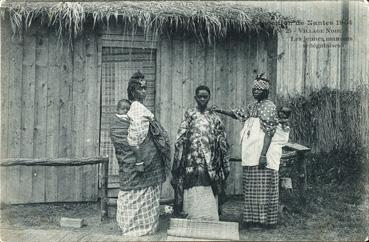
(127, 71), (146, 101)
(253, 73), (270, 90)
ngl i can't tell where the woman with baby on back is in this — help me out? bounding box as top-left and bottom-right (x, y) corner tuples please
(110, 71), (170, 237)
(212, 73), (291, 229)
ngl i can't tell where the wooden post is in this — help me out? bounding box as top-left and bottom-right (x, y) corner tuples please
(100, 158), (109, 221)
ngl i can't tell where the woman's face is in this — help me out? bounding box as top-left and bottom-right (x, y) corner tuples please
(252, 88), (267, 100)
(133, 85), (147, 102)
(195, 89), (210, 109)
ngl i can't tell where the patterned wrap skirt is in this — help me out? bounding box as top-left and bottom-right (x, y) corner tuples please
(242, 166), (279, 225)
(116, 184), (161, 237)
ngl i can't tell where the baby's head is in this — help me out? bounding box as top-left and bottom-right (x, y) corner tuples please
(278, 106), (291, 124)
(117, 99), (131, 115)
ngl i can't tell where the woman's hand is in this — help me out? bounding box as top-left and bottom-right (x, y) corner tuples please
(259, 155), (267, 169)
(209, 105), (220, 113)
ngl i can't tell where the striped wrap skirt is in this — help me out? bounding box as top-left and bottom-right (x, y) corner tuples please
(116, 184), (161, 237)
(242, 166), (279, 225)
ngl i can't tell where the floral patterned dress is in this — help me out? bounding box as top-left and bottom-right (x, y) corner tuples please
(172, 108), (230, 220)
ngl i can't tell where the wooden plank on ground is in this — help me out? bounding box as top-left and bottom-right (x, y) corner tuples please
(168, 218), (239, 241)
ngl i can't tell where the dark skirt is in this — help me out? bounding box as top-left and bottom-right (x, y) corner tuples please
(242, 166), (279, 225)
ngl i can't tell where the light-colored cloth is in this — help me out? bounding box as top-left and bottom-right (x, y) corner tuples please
(266, 124), (290, 171)
(233, 100), (278, 166)
(115, 113), (129, 121)
(242, 166), (279, 225)
(116, 184), (160, 237)
(127, 101), (154, 146)
(183, 185), (219, 221)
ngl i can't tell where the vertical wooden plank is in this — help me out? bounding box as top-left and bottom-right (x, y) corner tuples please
(204, 41), (215, 107)
(0, 17), (8, 199)
(57, 34), (75, 201)
(246, 34), (258, 104)
(155, 37), (162, 119)
(182, 39), (194, 114)
(30, 26), (49, 203)
(18, 26), (37, 204)
(84, 30), (100, 200)
(227, 37), (236, 157)
(45, 31), (60, 202)
(5, 22), (23, 204)
(72, 35), (86, 201)
(233, 37), (245, 157)
(267, 35), (278, 101)
(0, 17), (10, 159)
(171, 39), (183, 140)
(84, 30), (100, 157)
(159, 37), (173, 144)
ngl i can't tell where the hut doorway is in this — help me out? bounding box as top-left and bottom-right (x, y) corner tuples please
(99, 46), (157, 176)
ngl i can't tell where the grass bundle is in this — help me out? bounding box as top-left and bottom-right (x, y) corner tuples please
(277, 87), (368, 187)
(276, 86), (369, 153)
(1, 1), (294, 45)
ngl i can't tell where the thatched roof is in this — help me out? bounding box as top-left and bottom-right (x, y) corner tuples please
(1, 1), (293, 43)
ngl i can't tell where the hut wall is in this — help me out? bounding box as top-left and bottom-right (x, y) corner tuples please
(243, 0), (369, 93)
(0, 23), (101, 203)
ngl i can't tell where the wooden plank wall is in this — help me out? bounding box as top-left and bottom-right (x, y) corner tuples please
(241, 1), (369, 93)
(0, 22), (101, 204)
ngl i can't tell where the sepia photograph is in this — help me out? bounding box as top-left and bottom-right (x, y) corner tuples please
(0, 0), (368, 241)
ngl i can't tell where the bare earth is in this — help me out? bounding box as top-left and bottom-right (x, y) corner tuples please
(1, 182), (368, 241)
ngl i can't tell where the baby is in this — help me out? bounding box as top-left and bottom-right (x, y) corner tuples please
(115, 99), (131, 121)
(113, 99), (146, 172)
(266, 106), (291, 171)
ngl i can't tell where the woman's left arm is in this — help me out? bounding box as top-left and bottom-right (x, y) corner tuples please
(259, 135), (272, 168)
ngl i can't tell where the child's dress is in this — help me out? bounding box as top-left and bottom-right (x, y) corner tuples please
(266, 123), (290, 171)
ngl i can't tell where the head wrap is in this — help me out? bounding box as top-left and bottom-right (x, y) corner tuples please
(253, 73), (270, 90)
(127, 71), (146, 101)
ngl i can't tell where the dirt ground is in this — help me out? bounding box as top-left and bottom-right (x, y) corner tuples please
(1, 181), (368, 241)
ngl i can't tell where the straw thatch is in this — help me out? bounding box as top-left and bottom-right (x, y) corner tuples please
(0, 1), (293, 43)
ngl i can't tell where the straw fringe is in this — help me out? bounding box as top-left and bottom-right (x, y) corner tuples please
(1, 1), (294, 44)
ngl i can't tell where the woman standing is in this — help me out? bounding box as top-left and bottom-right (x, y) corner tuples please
(110, 71), (169, 236)
(213, 74), (279, 228)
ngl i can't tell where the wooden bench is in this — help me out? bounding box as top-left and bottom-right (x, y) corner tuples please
(0, 157), (110, 221)
(282, 142), (311, 203)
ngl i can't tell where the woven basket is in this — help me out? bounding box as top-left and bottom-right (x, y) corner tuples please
(167, 218), (239, 241)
